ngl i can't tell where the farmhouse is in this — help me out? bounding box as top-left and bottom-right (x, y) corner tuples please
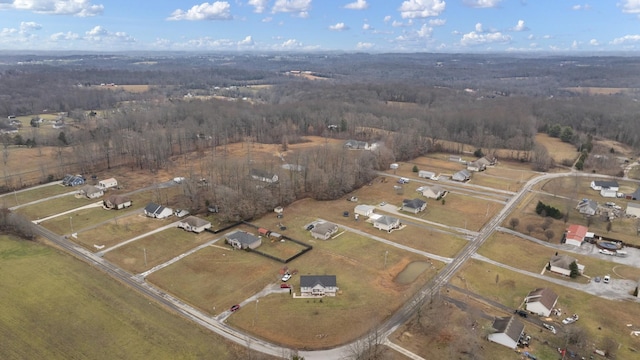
(562, 224), (588, 247)
(103, 195), (132, 210)
(355, 204), (376, 217)
(373, 215), (401, 232)
(421, 185), (445, 199)
(143, 202), (173, 219)
(401, 198), (427, 214)
(79, 185), (104, 199)
(62, 174), (85, 187)
(418, 170), (438, 180)
(226, 231), (261, 250)
(590, 180), (619, 192)
(487, 316), (525, 350)
(452, 169), (471, 182)
(97, 177), (118, 190)
(310, 222), (339, 240)
(626, 202), (640, 217)
(250, 168), (278, 183)
(177, 216), (211, 233)
(576, 199), (598, 216)
(467, 160), (485, 172)
(549, 254), (584, 276)
(524, 288), (559, 317)
(300, 275), (338, 297)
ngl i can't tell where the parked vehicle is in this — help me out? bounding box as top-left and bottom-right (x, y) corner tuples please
(603, 275), (610, 284)
(306, 224), (315, 231)
(562, 314), (579, 325)
(514, 309), (528, 318)
(280, 283), (291, 288)
(282, 273), (292, 282)
(230, 304), (240, 312)
(599, 249), (615, 256)
(542, 323), (557, 334)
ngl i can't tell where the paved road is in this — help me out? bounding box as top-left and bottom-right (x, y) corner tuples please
(18, 171), (632, 359)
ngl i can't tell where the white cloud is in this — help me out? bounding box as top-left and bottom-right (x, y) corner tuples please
(262, 16), (272, 22)
(611, 34), (640, 45)
(392, 20), (407, 27)
(0, 28), (18, 37)
(356, 41), (373, 49)
(475, 23), (483, 32)
(589, 38), (599, 46)
(248, 0), (268, 13)
(329, 22), (348, 31)
(399, 0), (445, 19)
(383, 15), (392, 22)
(19, 21), (42, 34)
(362, 23), (371, 30)
(511, 19), (528, 32)
(168, 2), (232, 21)
(0, 0), (104, 17)
(620, 0), (640, 14)
(460, 30), (511, 46)
(280, 38), (303, 48)
(571, 40), (578, 49)
(417, 24), (433, 38)
(344, 0), (368, 10)
(463, 0), (502, 8)
(84, 25), (135, 43)
(572, 4), (591, 11)
(272, 0), (311, 18)
(238, 35), (254, 45)
(429, 18), (446, 26)
(50, 31), (79, 41)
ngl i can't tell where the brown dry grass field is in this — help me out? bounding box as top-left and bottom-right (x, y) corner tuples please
(561, 87), (638, 95)
(451, 260), (640, 360)
(0, 234), (243, 360)
(0, 183), (72, 208)
(535, 133), (579, 164)
(478, 232), (640, 281)
(147, 229), (441, 349)
(73, 213), (161, 251)
(104, 227), (217, 274)
(92, 84), (151, 93)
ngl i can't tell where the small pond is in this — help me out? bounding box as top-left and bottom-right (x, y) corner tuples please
(395, 261), (430, 284)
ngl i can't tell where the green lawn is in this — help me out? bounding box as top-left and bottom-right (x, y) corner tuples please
(0, 234), (237, 360)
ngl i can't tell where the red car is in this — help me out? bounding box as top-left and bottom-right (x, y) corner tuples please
(230, 304), (240, 312)
(280, 283), (291, 288)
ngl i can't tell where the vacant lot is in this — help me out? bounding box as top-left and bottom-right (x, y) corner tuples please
(451, 260), (640, 360)
(15, 194), (90, 220)
(71, 213), (158, 251)
(0, 234), (238, 359)
(535, 133), (579, 164)
(151, 229), (440, 349)
(104, 227), (216, 274)
(0, 183), (72, 208)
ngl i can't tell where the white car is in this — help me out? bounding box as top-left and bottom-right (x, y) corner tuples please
(603, 275), (610, 284)
(562, 314), (579, 325)
(542, 323), (557, 334)
(173, 177), (185, 184)
(599, 249), (615, 256)
(281, 273), (291, 282)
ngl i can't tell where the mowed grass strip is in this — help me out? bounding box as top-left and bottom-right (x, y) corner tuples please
(72, 213), (159, 251)
(0, 235), (235, 360)
(451, 260), (640, 360)
(104, 227), (215, 274)
(15, 194), (91, 220)
(0, 184), (72, 207)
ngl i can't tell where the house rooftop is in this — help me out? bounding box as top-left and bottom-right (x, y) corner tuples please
(402, 198), (426, 209)
(375, 215), (399, 225)
(526, 288), (558, 310)
(565, 224), (588, 241)
(227, 231), (260, 245)
(312, 222), (338, 235)
(593, 180), (619, 188)
(181, 216), (210, 227)
(300, 275), (337, 288)
(491, 316), (524, 343)
(550, 254), (579, 270)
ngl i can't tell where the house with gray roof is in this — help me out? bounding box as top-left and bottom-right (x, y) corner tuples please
(452, 169), (471, 182)
(576, 199), (598, 216)
(549, 254), (584, 276)
(310, 222), (339, 240)
(103, 195), (132, 210)
(226, 231), (262, 250)
(143, 202), (173, 219)
(421, 185), (445, 199)
(300, 275), (338, 297)
(373, 215), (400, 232)
(79, 185), (104, 199)
(488, 316), (525, 349)
(590, 180), (619, 192)
(401, 198), (427, 214)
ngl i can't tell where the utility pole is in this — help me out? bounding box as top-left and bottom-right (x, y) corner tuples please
(143, 248), (147, 267)
(69, 216), (74, 234)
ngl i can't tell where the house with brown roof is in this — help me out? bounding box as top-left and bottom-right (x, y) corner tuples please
(421, 185), (445, 199)
(487, 316), (525, 350)
(178, 216), (212, 233)
(103, 195), (132, 210)
(79, 185), (104, 199)
(524, 288), (559, 317)
(549, 254), (584, 276)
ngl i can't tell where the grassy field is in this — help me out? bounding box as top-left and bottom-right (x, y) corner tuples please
(0, 234), (240, 360)
(15, 194), (91, 220)
(74, 213), (168, 251)
(150, 229), (442, 349)
(451, 260), (640, 360)
(535, 133), (579, 164)
(0, 183), (72, 207)
(104, 227), (216, 274)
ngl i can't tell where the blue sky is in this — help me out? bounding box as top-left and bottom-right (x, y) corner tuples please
(1, 0), (640, 52)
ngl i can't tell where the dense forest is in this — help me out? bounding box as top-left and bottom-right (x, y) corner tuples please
(2, 52), (640, 218)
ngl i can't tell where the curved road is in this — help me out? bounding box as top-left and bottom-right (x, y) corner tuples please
(21, 171), (622, 359)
